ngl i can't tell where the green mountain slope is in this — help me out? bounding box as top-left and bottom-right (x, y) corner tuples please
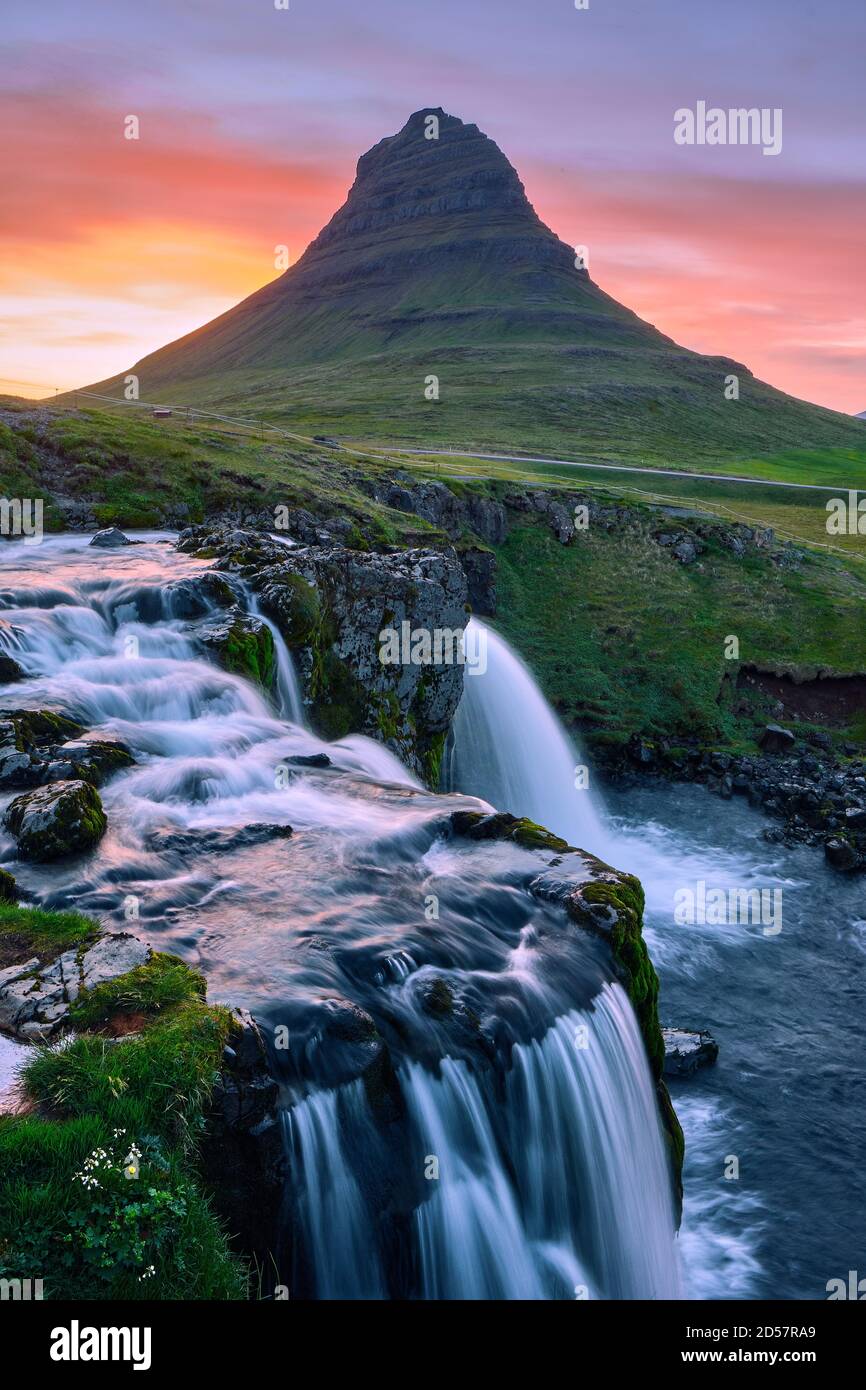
(76, 109), (866, 469)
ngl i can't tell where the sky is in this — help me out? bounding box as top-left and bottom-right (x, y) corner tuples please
(1, 0), (864, 413)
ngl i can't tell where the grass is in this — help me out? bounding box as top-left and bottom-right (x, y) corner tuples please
(493, 513), (866, 761)
(0, 401), (438, 543)
(0, 901), (99, 963)
(0, 906), (247, 1300)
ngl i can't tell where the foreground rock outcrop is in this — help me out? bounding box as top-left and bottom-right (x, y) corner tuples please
(177, 525), (469, 781)
(662, 1028), (719, 1077)
(0, 931), (150, 1040)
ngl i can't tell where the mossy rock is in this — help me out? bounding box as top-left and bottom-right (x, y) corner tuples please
(449, 810), (570, 854)
(264, 572), (321, 647)
(4, 779), (107, 862)
(2, 709), (84, 752)
(0, 868), (17, 903)
(198, 612), (277, 693)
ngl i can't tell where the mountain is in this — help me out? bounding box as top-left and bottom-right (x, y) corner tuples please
(77, 109), (866, 467)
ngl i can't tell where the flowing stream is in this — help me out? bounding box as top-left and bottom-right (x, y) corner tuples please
(1, 541), (861, 1299)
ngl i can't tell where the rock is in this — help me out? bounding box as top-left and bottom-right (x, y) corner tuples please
(89, 527), (136, 548)
(164, 572), (237, 619)
(0, 709), (86, 791)
(459, 545), (497, 615)
(672, 537), (699, 565)
(844, 806), (866, 829)
(194, 608), (276, 693)
(287, 752), (331, 768)
(200, 1008), (285, 1263)
(0, 933), (151, 1040)
(628, 733), (656, 767)
(0, 868), (17, 902)
(0, 653), (27, 683)
(43, 738), (134, 787)
(3, 779), (107, 861)
(825, 838), (860, 871)
(79, 933), (151, 990)
(759, 724), (796, 754)
(662, 1028), (719, 1077)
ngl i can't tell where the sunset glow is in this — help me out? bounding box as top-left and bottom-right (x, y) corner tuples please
(2, 0), (863, 412)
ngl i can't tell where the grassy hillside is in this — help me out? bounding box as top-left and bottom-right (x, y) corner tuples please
(493, 514), (866, 761)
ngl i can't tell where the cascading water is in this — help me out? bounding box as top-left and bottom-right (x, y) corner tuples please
(445, 618), (616, 863)
(0, 535), (681, 1301)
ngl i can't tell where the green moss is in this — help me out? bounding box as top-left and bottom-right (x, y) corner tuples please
(309, 645), (370, 741)
(450, 810), (569, 853)
(271, 573), (321, 647)
(4, 710), (83, 751)
(421, 730), (447, 790)
(220, 618), (276, 692)
(0, 869), (17, 903)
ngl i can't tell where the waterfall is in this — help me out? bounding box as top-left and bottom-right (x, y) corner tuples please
(248, 594), (306, 725)
(282, 985), (679, 1299)
(445, 618), (616, 864)
(0, 533), (681, 1301)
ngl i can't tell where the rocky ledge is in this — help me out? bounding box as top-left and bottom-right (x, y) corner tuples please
(620, 731), (866, 872)
(176, 524), (469, 781)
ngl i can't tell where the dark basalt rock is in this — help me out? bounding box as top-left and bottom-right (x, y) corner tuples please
(0, 709), (87, 790)
(163, 571), (237, 618)
(43, 739), (134, 787)
(201, 1008), (286, 1267)
(662, 1028), (719, 1077)
(0, 709), (133, 792)
(178, 525), (468, 782)
(759, 723), (797, 753)
(193, 607), (277, 693)
(825, 838), (861, 871)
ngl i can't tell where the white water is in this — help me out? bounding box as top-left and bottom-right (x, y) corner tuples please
(446, 619), (616, 863)
(1, 536), (683, 1300)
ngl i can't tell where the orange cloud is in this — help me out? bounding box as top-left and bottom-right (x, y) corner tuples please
(2, 86), (864, 415)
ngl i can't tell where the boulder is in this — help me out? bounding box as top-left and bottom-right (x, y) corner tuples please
(0, 653), (27, 683)
(759, 723), (796, 754)
(825, 838), (860, 871)
(89, 527), (136, 548)
(662, 1028), (719, 1077)
(4, 778), (107, 861)
(43, 738), (134, 787)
